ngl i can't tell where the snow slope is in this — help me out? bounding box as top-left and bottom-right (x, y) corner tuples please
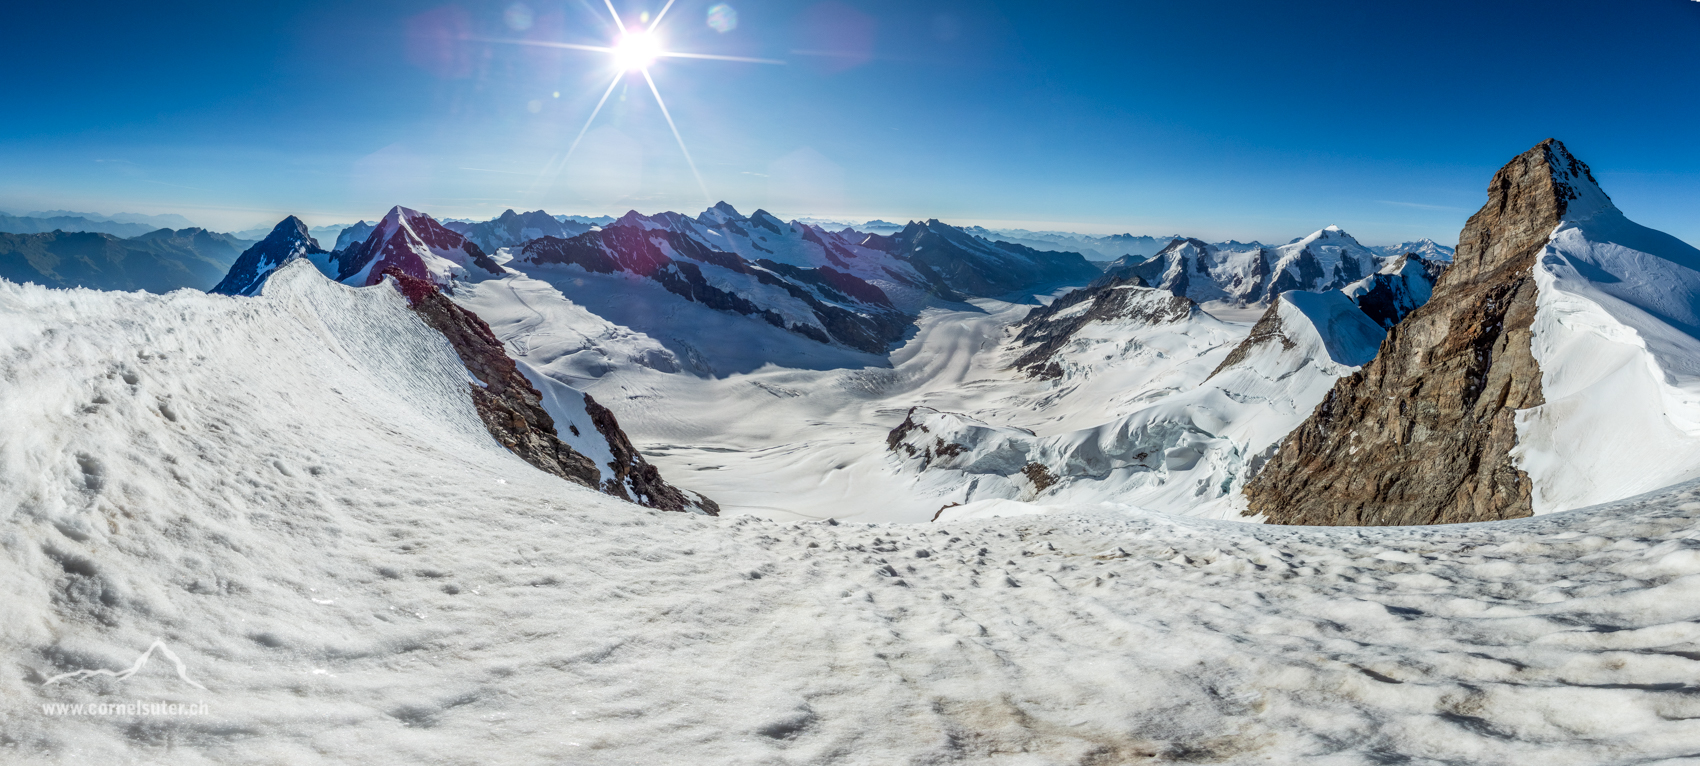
(9, 269), (1700, 763)
(1514, 180), (1700, 513)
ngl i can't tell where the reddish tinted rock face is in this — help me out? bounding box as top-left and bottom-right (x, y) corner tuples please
(336, 207), (501, 287)
(383, 267), (716, 514)
(1241, 139), (1592, 526)
(382, 267), (601, 489)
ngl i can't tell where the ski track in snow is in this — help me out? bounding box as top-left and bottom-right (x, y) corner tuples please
(7, 270), (1700, 764)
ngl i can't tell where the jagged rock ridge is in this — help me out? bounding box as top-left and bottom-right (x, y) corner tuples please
(383, 267), (716, 514)
(1243, 139), (1596, 525)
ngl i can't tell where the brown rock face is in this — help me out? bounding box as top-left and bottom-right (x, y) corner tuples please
(1243, 139), (1596, 526)
(383, 268), (603, 489)
(382, 268), (718, 514)
(583, 395), (720, 515)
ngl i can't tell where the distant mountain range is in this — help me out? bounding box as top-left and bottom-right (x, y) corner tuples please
(444, 209), (593, 254)
(0, 227), (247, 292)
(22, 209), (197, 229)
(0, 213), (166, 239)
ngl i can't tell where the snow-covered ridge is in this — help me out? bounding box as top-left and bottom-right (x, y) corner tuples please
(1516, 185), (1700, 512)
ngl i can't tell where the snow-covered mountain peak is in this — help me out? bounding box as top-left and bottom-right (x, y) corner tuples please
(377, 205), (422, 235)
(331, 206), (500, 288)
(747, 209), (787, 233)
(1156, 236), (1210, 255)
(1295, 225), (1361, 247)
(700, 201), (743, 224)
(611, 210), (656, 230)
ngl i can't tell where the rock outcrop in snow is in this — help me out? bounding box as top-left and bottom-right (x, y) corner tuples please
(383, 266), (716, 514)
(211, 216), (327, 296)
(1245, 138), (1588, 525)
(1011, 280), (1196, 379)
(896, 243), (1446, 518)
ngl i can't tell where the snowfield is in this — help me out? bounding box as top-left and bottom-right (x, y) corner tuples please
(8, 268), (1700, 764)
(1516, 183), (1700, 514)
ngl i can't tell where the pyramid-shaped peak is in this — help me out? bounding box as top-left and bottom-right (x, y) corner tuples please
(712, 201), (741, 216)
(1532, 138), (1614, 222)
(272, 215), (311, 237)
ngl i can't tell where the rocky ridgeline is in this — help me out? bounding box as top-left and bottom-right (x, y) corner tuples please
(384, 268), (717, 515)
(1243, 139), (1594, 525)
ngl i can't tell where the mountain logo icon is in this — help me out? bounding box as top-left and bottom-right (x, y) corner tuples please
(42, 640), (206, 690)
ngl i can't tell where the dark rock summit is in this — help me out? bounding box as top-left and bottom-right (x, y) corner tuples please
(1243, 139), (1593, 525)
(211, 216), (326, 296)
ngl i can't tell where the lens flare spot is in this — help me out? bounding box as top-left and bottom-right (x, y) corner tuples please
(612, 30), (662, 70)
(707, 3), (737, 33)
(503, 2), (533, 31)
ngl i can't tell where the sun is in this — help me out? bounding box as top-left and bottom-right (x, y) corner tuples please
(487, 0), (786, 203)
(612, 30), (661, 71)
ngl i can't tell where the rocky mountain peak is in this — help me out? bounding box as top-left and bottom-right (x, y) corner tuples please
(1538, 138), (1614, 223)
(268, 215), (315, 244)
(210, 215), (328, 296)
(1241, 139), (1597, 525)
(1450, 138), (1603, 282)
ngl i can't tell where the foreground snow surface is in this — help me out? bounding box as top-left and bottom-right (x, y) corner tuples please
(9, 273), (1700, 764)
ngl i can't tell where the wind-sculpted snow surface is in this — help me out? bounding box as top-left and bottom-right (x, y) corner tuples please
(1514, 171), (1700, 513)
(8, 266), (1700, 762)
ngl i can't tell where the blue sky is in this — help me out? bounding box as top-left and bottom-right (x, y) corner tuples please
(3, 0), (1697, 245)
